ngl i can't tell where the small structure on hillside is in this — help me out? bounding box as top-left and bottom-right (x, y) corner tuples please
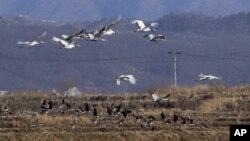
(64, 87), (81, 97)
(0, 91), (11, 96)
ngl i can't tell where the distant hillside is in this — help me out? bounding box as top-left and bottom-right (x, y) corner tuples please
(1, 0), (250, 22)
(158, 12), (250, 34)
(0, 13), (250, 92)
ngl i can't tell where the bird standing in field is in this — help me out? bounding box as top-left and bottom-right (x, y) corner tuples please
(40, 99), (53, 113)
(160, 112), (166, 120)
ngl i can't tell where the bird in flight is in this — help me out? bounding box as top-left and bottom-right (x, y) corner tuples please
(61, 29), (86, 41)
(60, 16), (121, 42)
(52, 36), (79, 49)
(197, 73), (222, 81)
(116, 75), (136, 85)
(149, 90), (170, 103)
(81, 27), (107, 42)
(17, 31), (47, 47)
(131, 19), (159, 32)
(144, 34), (165, 41)
(102, 16), (121, 36)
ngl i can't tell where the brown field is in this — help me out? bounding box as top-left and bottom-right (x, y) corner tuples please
(0, 84), (250, 141)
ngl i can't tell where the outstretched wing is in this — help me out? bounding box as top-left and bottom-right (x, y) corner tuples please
(149, 22), (159, 28)
(146, 34), (155, 39)
(153, 34), (165, 40)
(106, 16), (121, 31)
(116, 78), (121, 85)
(64, 30), (81, 41)
(95, 27), (106, 38)
(74, 29), (86, 37)
(77, 29), (89, 38)
(127, 75), (136, 85)
(198, 73), (204, 77)
(152, 94), (160, 102)
(131, 20), (146, 30)
(52, 36), (69, 46)
(39, 31), (47, 38)
(162, 94), (170, 101)
(210, 75), (222, 80)
(32, 31), (47, 42)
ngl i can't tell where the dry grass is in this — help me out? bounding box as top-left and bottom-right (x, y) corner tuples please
(0, 130), (229, 141)
(199, 97), (234, 112)
(0, 84), (249, 141)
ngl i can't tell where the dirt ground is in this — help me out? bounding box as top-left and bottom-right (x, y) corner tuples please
(0, 85), (249, 141)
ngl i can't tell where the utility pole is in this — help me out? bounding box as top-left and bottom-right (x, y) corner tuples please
(168, 51), (182, 87)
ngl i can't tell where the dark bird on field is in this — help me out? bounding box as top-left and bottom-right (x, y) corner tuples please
(160, 112), (166, 120)
(40, 100), (53, 110)
(121, 108), (132, 118)
(173, 113), (179, 123)
(92, 107), (98, 117)
(85, 103), (91, 112)
(106, 106), (113, 116)
(201, 122), (209, 128)
(114, 104), (122, 113)
(40, 99), (53, 114)
(2, 104), (11, 115)
(145, 115), (156, 124)
(61, 98), (71, 109)
(180, 116), (187, 124)
(187, 114), (194, 124)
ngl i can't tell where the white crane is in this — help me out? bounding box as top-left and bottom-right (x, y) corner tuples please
(61, 29), (86, 41)
(197, 73), (222, 81)
(149, 90), (170, 103)
(144, 34), (165, 41)
(116, 75), (136, 85)
(131, 19), (159, 32)
(81, 27), (107, 42)
(74, 16), (121, 42)
(17, 31), (47, 47)
(102, 16), (121, 36)
(52, 36), (79, 49)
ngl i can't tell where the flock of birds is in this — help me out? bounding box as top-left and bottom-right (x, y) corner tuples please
(16, 16), (222, 86)
(1, 93), (211, 130)
(12, 17), (222, 123)
(39, 97), (197, 130)
(17, 16), (166, 86)
(1, 89), (211, 130)
(17, 16), (165, 49)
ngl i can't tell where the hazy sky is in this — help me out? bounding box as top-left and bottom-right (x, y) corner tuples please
(0, 0), (250, 22)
